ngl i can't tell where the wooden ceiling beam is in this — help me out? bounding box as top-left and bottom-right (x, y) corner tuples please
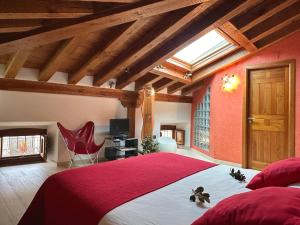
(0, 13), (92, 19)
(250, 14), (300, 43)
(244, 1), (300, 40)
(135, 73), (161, 91)
(0, 26), (40, 33)
(0, 1), (100, 19)
(0, 19), (70, 33)
(0, 0), (205, 55)
(167, 82), (186, 94)
(115, 0), (264, 89)
(93, 1), (216, 86)
(68, 0), (139, 2)
(68, 20), (145, 84)
(150, 66), (191, 84)
(219, 22), (257, 52)
(39, 36), (82, 82)
(153, 78), (177, 92)
(239, 0), (298, 33)
(0, 78), (137, 99)
(155, 93), (192, 103)
(3, 50), (30, 79)
(255, 19), (300, 49)
(0, 78), (192, 103)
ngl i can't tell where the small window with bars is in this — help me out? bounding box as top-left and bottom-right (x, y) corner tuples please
(193, 87), (210, 150)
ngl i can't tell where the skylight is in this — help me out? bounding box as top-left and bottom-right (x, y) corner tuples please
(173, 30), (230, 64)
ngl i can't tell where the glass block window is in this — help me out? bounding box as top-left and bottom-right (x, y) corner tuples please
(193, 87), (210, 150)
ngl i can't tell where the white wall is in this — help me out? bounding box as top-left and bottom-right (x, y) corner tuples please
(135, 101), (191, 147)
(0, 67), (191, 163)
(154, 102), (191, 147)
(0, 90), (127, 162)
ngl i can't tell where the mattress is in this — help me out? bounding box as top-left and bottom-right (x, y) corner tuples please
(99, 164), (259, 225)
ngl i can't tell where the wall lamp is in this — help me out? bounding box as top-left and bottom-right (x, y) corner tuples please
(222, 74), (240, 92)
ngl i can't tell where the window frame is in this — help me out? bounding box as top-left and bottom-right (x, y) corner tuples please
(0, 128), (47, 165)
(168, 29), (238, 72)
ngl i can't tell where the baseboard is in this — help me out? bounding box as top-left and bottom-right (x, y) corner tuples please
(191, 148), (242, 167)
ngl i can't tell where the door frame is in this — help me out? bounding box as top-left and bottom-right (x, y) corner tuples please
(242, 59), (296, 168)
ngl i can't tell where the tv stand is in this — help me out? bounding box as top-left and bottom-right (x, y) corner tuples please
(105, 137), (138, 160)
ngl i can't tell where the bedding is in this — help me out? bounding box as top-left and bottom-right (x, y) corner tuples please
(192, 187), (300, 225)
(247, 157), (300, 189)
(18, 153), (216, 225)
(99, 164), (259, 225)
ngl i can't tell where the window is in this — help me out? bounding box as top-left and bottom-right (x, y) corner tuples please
(1, 135), (43, 158)
(193, 87), (210, 150)
(0, 128), (47, 164)
(161, 130), (173, 138)
(169, 30), (236, 71)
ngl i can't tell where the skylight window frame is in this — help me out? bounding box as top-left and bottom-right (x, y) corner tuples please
(168, 29), (238, 72)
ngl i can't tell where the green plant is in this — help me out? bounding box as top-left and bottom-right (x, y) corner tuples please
(140, 136), (158, 154)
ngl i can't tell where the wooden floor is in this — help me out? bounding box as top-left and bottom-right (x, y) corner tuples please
(0, 162), (64, 225)
(0, 149), (208, 225)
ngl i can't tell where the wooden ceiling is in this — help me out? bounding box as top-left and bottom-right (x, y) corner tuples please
(0, 0), (299, 96)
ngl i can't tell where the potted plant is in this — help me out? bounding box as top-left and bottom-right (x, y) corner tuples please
(140, 136), (158, 154)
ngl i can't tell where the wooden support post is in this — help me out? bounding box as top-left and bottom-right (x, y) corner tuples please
(127, 106), (136, 138)
(141, 85), (155, 139)
(120, 97), (141, 138)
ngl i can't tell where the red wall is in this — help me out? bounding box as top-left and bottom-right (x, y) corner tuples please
(191, 31), (300, 164)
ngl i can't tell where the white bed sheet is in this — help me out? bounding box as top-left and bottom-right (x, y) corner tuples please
(99, 164), (259, 225)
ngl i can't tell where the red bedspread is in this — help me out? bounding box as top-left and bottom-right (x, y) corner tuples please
(18, 153), (216, 225)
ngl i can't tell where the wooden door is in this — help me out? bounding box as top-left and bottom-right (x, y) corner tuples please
(247, 64), (294, 170)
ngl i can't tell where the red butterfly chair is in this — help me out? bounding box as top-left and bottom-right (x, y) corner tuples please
(57, 121), (105, 168)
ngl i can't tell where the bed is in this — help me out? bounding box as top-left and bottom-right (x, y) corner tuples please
(18, 152), (297, 225)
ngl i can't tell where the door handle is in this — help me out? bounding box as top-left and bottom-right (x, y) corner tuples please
(248, 117), (256, 124)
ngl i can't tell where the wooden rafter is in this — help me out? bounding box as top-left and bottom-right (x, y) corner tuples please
(155, 93), (192, 103)
(0, 1), (100, 19)
(91, 1), (218, 86)
(39, 37), (82, 81)
(68, 20), (146, 84)
(0, 0), (205, 55)
(244, 1), (300, 40)
(250, 14), (300, 43)
(135, 73), (161, 90)
(0, 19), (66, 33)
(219, 22), (257, 52)
(167, 82), (186, 94)
(255, 19), (300, 48)
(68, 0), (139, 2)
(3, 50), (30, 79)
(115, 0), (264, 89)
(0, 78), (192, 103)
(239, 0), (298, 33)
(153, 78), (177, 92)
(151, 66), (191, 84)
(0, 26), (40, 33)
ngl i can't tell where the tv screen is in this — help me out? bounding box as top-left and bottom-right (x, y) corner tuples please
(109, 119), (129, 136)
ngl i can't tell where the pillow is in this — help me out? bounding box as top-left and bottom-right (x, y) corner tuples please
(192, 187), (300, 225)
(246, 157), (300, 190)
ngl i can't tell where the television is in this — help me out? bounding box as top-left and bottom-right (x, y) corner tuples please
(109, 119), (129, 136)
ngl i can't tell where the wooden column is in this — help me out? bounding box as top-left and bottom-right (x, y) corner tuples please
(120, 98), (141, 138)
(127, 106), (136, 138)
(141, 85), (155, 139)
